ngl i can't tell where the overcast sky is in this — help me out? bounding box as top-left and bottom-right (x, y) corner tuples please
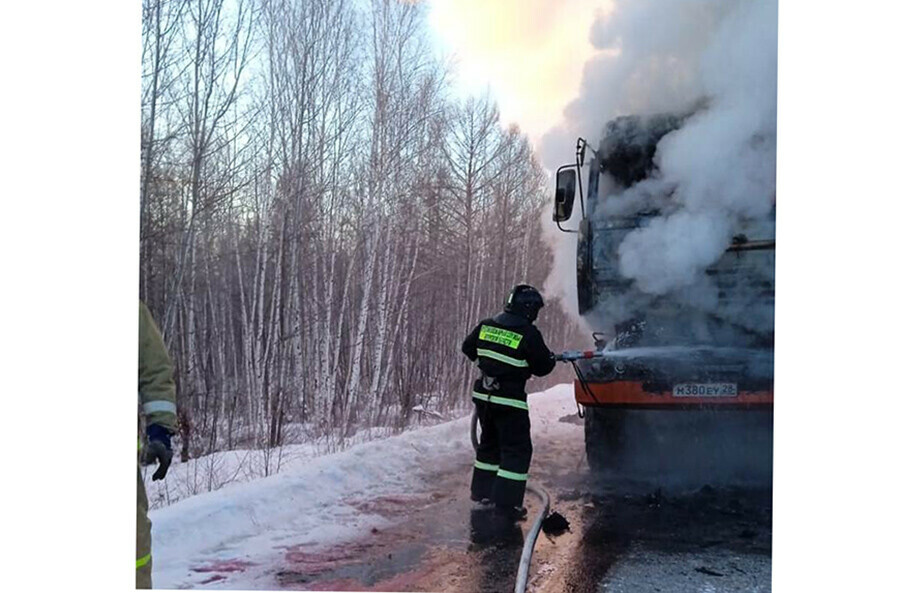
(425, 0), (613, 143)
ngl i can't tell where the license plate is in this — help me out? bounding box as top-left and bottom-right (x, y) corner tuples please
(672, 383), (738, 397)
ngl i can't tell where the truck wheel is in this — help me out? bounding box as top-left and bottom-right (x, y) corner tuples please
(584, 407), (626, 473)
(585, 407), (774, 486)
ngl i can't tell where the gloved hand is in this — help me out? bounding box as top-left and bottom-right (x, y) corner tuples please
(142, 424), (173, 481)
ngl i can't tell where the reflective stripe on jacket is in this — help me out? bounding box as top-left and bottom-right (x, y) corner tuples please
(461, 311), (555, 403)
(139, 301), (178, 433)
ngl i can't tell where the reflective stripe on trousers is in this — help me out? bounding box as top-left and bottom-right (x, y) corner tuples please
(474, 460), (500, 472)
(474, 460), (527, 481)
(497, 468), (528, 481)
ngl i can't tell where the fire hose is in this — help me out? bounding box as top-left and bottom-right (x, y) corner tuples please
(469, 349), (602, 593)
(556, 350), (605, 417)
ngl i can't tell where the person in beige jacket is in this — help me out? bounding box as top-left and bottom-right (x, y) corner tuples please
(137, 301), (178, 588)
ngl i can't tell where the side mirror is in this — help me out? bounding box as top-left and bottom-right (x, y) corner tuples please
(553, 168), (577, 222)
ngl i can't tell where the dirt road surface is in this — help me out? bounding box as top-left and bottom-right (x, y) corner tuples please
(186, 411), (772, 592)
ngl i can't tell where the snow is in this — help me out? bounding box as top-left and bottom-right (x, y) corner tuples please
(150, 383), (577, 589)
(145, 424), (438, 510)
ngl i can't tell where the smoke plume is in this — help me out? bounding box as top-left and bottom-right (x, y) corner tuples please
(540, 0), (777, 321)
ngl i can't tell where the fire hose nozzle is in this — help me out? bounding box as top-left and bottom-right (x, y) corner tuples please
(554, 350), (603, 362)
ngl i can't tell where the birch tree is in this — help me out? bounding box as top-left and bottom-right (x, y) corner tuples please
(139, 0), (581, 473)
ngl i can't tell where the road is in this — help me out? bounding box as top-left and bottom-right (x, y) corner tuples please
(251, 413), (772, 592)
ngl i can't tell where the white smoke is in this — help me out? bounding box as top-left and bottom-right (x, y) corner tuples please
(540, 199), (596, 344)
(541, 0), (777, 307)
(619, 210), (733, 294)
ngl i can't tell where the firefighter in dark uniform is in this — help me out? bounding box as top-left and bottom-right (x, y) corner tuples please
(462, 284), (556, 520)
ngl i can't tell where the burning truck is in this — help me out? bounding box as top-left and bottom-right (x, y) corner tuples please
(553, 113), (774, 485)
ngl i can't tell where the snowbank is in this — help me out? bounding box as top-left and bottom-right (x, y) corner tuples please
(145, 422), (451, 510)
(151, 383), (576, 589)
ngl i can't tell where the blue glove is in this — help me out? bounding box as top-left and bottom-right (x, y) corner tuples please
(142, 424), (173, 480)
(146, 423), (172, 449)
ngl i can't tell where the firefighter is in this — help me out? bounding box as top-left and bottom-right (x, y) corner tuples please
(462, 284), (556, 521)
(137, 301), (178, 588)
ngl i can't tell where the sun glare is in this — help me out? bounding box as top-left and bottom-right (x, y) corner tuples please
(428, 0), (614, 142)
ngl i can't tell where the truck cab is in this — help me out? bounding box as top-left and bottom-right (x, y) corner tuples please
(554, 119), (774, 486)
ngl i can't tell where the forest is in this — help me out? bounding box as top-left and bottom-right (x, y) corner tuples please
(141, 0), (581, 474)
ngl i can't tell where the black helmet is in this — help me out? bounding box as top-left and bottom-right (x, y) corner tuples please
(505, 284), (544, 322)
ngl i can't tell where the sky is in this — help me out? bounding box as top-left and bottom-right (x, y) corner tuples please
(427, 0), (614, 143)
